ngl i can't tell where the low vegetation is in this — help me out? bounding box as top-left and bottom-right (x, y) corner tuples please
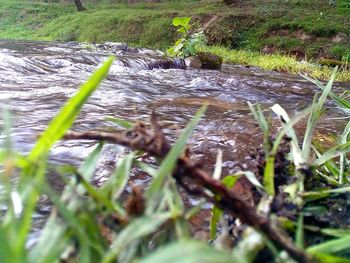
(166, 17), (206, 58)
(0, 57), (349, 262)
(202, 45), (350, 81)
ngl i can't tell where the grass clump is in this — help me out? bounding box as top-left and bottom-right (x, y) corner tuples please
(202, 45), (350, 81)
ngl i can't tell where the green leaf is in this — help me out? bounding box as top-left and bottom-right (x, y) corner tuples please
(248, 102), (270, 155)
(272, 106), (312, 155)
(263, 156), (275, 196)
(138, 240), (234, 263)
(307, 235), (350, 254)
(100, 152), (136, 203)
(248, 102), (268, 134)
(172, 17), (191, 29)
(302, 68), (336, 161)
(102, 213), (172, 263)
(295, 213), (304, 249)
(314, 140), (350, 166)
(313, 253), (350, 263)
(210, 175), (239, 239)
(302, 186), (350, 201)
(271, 104), (302, 165)
(27, 57), (114, 163)
(28, 216), (69, 263)
(321, 228), (350, 238)
(312, 144), (340, 183)
(0, 228), (14, 260)
(105, 116), (134, 129)
(339, 120), (350, 183)
(302, 73), (350, 111)
(79, 142), (104, 181)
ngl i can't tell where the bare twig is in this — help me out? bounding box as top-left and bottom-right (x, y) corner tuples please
(63, 121), (312, 263)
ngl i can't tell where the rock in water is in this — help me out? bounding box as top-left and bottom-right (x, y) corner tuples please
(197, 52), (223, 70)
(146, 57), (186, 70)
(99, 42), (128, 52)
(185, 56), (202, 69)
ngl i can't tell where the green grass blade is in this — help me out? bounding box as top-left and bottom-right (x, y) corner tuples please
(15, 155), (47, 255)
(313, 253), (350, 263)
(312, 144), (340, 179)
(29, 216), (69, 263)
(146, 105), (207, 200)
(339, 121), (350, 183)
(248, 102), (275, 195)
(105, 116), (134, 129)
(209, 205), (224, 240)
(248, 102), (270, 154)
(134, 160), (158, 177)
(314, 140), (350, 166)
(138, 240), (235, 263)
(248, 102), (268, 133)
(303, 186), (350, 200)
(302, 73), (350, 111)
(210, 175), (239, 240)
(271, 104), (302, 165)
(272, 106), (311, 155)
(79, 142), (104, 181)
(0, 228), (15, 260)
(307, 235), (350, 254)
(102, 213), (172, 263)
(74, 171), (116, 211)
(328, 91), (350, 111)
(263, 156), (275, 196)
(100, 152), (136, 203)
(321, 228), (350, 238)
(28, 57), (114, 163)
(295, 213), (304, 249)
(302, 69), (336, 160)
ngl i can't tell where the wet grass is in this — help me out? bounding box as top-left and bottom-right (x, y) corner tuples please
(202, 45), (350, 81)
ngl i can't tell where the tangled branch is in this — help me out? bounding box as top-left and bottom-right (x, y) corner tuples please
(63, 116), (311, 263)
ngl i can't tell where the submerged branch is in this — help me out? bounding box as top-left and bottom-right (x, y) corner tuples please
(63, 121), (311, 263)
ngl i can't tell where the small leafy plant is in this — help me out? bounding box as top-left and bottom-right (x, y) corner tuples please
(167, 17), (206, 58)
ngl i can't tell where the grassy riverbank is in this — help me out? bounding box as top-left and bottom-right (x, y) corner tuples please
(0, 0), (349, 80)
(203, 46), (350, 81)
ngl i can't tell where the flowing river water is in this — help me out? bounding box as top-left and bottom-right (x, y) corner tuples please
(0, 39), (349, 240)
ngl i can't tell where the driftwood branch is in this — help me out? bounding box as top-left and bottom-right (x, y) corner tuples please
(63, 120), (311, 263)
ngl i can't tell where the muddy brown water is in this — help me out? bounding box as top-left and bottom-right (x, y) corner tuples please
(0, 39), (349, 242)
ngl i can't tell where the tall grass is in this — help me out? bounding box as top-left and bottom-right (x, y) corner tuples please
(202, 46), (350, 82)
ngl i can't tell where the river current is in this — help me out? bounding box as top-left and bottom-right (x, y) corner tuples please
(0, 39), (349, 236)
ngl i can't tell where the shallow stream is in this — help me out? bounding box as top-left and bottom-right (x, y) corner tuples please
(0, 39), (349, 238)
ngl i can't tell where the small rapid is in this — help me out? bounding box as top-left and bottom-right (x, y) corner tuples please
(0, 38), (348, 191)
